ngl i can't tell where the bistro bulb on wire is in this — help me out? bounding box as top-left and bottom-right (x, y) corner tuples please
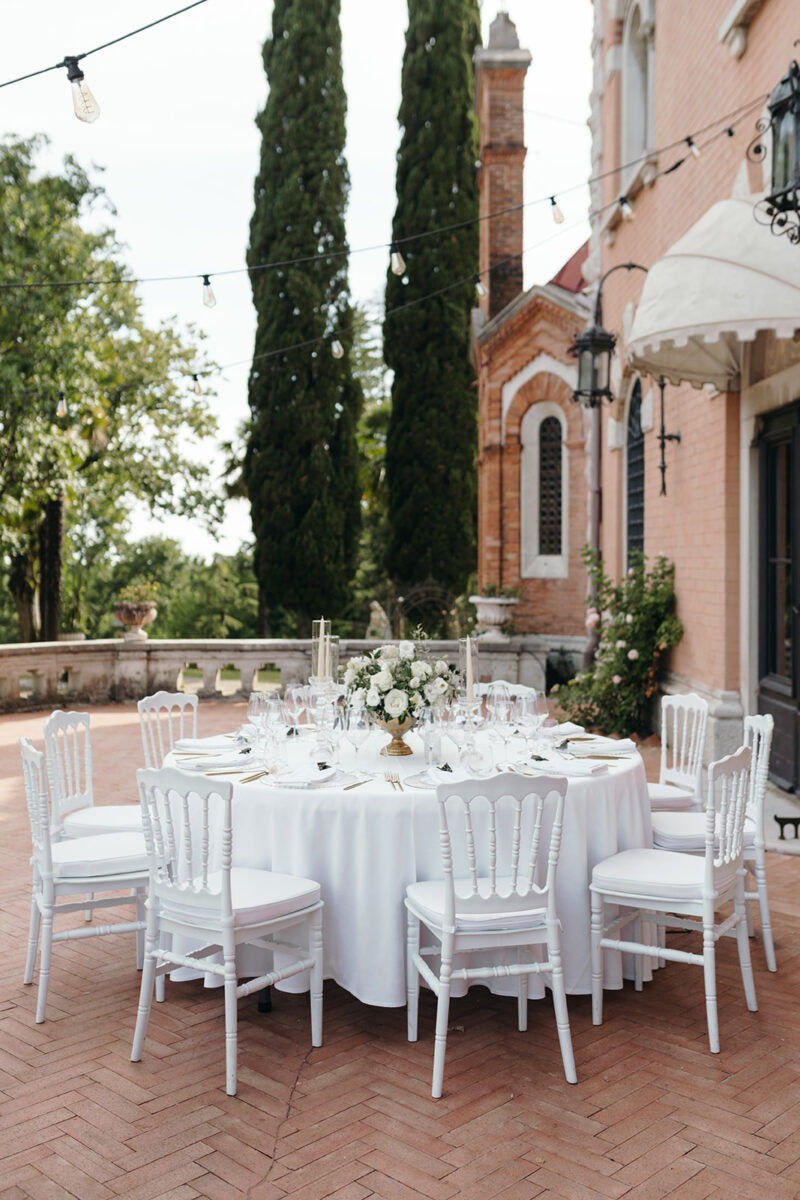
(331, 338), (344, 359)
(686, 137), (701, 159)
(474, 275), (486, 297)
(549, 195), (565, 224)
(619, 195), (635, 221)
(202, 274), (217, 308)
(191, 374), (203, 396)
(56, 391), (68, 418)
(390, 243), (406, 276)
(63, 57), (100, 124)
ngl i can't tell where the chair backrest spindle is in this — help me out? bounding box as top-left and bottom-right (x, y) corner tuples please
(138, 692), (199, 768)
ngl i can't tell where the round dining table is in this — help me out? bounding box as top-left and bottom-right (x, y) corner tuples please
(167, 725), (653, 1007)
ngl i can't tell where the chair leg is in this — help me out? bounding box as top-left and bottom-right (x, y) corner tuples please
(35, 905), (54, 1024)
(590, 890), (604, 1026)
(223, 952), (239, 1097)
(23, 894), (41, 986)
(131, 910), (160, 1062)
(309, 910), (323, 1048)
(632, 915), (643, 992)
(406, 909), (420, 1043)
(548, 924), (577, 1084)
(431, 953), (453, 1099)
(135, 891), (145, 970)
(734, 873), (758, 1012)
(702, 916), (719, 1054)
(754, 852), (777, 972)
(518, 970), (528, 1033)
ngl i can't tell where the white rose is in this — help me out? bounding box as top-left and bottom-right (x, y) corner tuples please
(366, 688), (380, 707)
(412, 659), (431, 678)
(425, 678), (448, 702)
(379, 644), (399, 659)
(344, 667), (356, 686)
(398, 640), (415, 659)
(351, 687), (365, 706)
(435, 660), (449, 675)
(373, 669), (393, 692)
(384, 688), (409, 717)
(410, 677), (421, 691)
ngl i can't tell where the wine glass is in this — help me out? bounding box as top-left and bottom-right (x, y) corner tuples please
(247, 691), (266, 731)
(530, 691), (550, 753)
(284, 684), (307, 735)
(344, 704), (370, 766)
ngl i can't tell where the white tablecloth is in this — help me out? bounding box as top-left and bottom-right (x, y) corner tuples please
(166, 727), (652, 1007)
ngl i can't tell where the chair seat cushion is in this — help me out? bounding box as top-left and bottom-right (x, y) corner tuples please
(591, 847), (737, 901)
(652, 812), (757, 852)
(51, 831), (148, 879)
(62, 804), (143, 838)
(406, 877), (547, 932)
(163, 867), (321, 928)
(647, 782), (698, 811)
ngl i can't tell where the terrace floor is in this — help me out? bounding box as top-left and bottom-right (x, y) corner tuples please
(1, 702), (800, 1200)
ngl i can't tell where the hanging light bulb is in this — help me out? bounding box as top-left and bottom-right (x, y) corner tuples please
(686, 136), (701, 159)
(201, 274), (217, 308)
(56, 391), (68, 418)
(549, 195), (565, 224)
(62, 56), (100, 124)
(619, 195), (635, 221)
(390, 243), (406, 276)
(331, 338), (344, 359)
(191, 374), (203, 396)
(474, 275), (486, 297)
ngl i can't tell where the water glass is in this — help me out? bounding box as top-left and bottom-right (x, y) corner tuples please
(345, 705), (370, 765)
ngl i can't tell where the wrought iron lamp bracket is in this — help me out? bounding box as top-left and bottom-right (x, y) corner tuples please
(657, 375), (681, 496)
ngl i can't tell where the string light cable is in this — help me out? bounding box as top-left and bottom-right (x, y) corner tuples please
(0, 91), (768, 297)
(0, 1), (209, 90)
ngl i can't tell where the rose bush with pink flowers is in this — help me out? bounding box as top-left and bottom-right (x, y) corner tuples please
(551, 549), (683, 735)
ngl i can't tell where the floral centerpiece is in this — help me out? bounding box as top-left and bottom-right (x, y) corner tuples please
(343, 640), (458, 755)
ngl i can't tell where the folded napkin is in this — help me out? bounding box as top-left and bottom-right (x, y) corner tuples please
(566, 737), (636, 756)
(178, 749), (254, 770)
(175, 735), (241, 751)
(271, 764), (337, 789)
(535, 756), (608, 777)
(555, 721), (585, 735)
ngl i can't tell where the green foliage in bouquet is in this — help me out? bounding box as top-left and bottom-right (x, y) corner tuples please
(552, 549), (683, 736)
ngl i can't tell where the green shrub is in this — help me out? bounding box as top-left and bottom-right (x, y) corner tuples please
(552, 548), (683, 736)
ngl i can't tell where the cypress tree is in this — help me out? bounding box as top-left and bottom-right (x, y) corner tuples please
(384, 0), (481, 621)
(246, 0), (362, 633)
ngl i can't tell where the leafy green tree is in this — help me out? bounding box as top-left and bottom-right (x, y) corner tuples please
(246, 0), (362, 634)
(383, 0), (481, 628)
(0, 136), (220, 642)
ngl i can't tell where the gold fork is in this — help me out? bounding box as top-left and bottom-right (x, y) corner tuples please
(384, 771), (397, 791)
(391, 772), (404, 792)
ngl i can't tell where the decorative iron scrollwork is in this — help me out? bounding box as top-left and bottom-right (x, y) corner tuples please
(746, 115), (771, 166)
(754, 191), (800, 244)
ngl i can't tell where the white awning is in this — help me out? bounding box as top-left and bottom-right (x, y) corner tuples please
(627, 195), (800, 392)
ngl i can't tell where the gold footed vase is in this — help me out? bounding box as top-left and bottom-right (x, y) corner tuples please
(375, 716), (416, 756)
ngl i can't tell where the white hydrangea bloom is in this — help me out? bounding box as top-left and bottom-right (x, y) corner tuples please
(366, 688), (380, 707)
(435, 660), (449, 675)
(412, 659), (431, 678)
(398, 640), (415, 659)
(379, 644), (399, 659)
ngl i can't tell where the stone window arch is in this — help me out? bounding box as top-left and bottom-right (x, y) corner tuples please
(621, 1), (654, 167)
(520, 402), (568, 579)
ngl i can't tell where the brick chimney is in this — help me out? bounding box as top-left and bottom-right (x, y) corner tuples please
(474, 13), (531, 320)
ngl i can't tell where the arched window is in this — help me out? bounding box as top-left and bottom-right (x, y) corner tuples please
(626, 380), (645, 563)
(520, 402), (568, 579)
(539, 417), (562, 555)
(621, 3), (653, 166)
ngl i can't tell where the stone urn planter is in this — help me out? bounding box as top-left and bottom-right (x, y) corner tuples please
(114, 602), (158, 642)
(469, 594), (520, 641)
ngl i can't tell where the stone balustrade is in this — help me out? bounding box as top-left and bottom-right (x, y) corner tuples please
(0, 634), (585, 709)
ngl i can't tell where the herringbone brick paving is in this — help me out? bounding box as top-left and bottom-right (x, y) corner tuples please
(1, 702), (799, 1198)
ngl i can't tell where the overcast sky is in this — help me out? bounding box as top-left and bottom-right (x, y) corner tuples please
(1, 0), (592, 559)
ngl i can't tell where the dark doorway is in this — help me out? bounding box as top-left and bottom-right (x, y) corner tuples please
(758, 402), (800, 790)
